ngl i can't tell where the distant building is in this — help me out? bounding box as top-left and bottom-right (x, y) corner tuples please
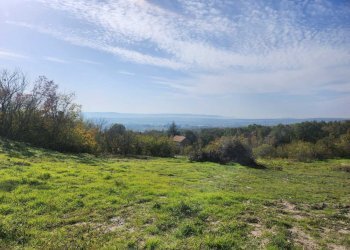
(173, 135), (190, 147)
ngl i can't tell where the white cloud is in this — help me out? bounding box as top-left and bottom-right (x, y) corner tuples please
(172, 65), (350, 96)
(25, 0), (348, 68)
(7, 0), (350, 96)
(7, 21), (185, 69)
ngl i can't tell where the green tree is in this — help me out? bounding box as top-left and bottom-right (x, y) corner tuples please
(184, 130), (197, 144)
(167, 121), (180, 137)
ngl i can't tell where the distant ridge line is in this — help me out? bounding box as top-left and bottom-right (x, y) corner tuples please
(82, 112), (347, 131)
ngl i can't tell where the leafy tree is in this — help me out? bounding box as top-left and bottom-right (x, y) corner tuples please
(0, 69), (95, 153)
(184, 130), (197, 144)
(167, 121), (180, 137)
(293, 121), (327, 143)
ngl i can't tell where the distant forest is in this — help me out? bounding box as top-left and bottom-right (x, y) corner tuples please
(1, 69), (349, 162)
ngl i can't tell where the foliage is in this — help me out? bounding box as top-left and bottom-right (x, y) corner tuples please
(0, 69), (176, 158)
(1, 68), (349, 161)
(278, 141), (316, 162)
(253, 144), (275, 158)
(190, 137), (264, 168)
(0, 69), (96, 153)
(183, 130), (197, 144)
(194, 121), (350, 161)
(167, 121), (180, 137)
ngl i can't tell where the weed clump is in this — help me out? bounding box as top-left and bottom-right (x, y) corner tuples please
(269, 229), (293, 250)
(38, 173), (51, 180)
(170, 201), (200, 218)
(145, 237), (161, 250)
(0, 180), (20, 192)
(205, 235), (238, 249)
(176, 222), (202, 238)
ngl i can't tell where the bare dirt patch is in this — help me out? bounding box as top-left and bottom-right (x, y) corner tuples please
(251, 224), (263, 237)
(327, 244), (347, 250)
(74, 216), (126, 233)
(106, 216), (125, 232)
(281, 200), (296, 212)
(277, 200), (308, 220)
(290, 227), (318, 250)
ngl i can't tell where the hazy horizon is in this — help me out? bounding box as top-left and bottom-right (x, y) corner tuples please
(83, 111), (350, 120)
(1, 0), (350, 117)
(82, 112), (347, 131)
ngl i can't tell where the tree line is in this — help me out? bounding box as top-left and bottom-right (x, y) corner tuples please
(179, 121), (350, 162)
(1, 69), (349, 162)
(0, 69), (176, 156)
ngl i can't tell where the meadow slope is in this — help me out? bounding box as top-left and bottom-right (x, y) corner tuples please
(0, 139), (349, 249)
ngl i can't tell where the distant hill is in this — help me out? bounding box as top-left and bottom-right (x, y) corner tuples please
(83, 112), (347, 131)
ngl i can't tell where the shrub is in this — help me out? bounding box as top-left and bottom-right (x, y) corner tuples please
(314, 139), (333, 159)
(335, 130), (350, 157)
(253, 144), (275, 158)
(138, 135), (176, 157)
(277, 141), (316, 162)
(190, 137), (264, 168)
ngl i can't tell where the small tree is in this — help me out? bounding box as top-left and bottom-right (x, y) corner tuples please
(167, 121), (180, 137)
(184, 130), (197, 144)
(105, 123), (127, 154)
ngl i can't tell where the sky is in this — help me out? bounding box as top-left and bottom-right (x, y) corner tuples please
(0, 0), (350, 118)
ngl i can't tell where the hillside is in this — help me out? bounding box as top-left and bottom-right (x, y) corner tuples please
(0, 139), (349, 249)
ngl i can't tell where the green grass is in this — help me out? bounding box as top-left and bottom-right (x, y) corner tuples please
(0, 139), (349, 249)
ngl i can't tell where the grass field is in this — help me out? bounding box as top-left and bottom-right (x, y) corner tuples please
(0, 139), (349, 249)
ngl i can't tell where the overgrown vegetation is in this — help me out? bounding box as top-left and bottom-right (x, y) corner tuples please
(0, 69), (176, 157)
(189, 137), (264, 168)
(0, 139), (349, 249)
(1, 69), (349, 163)
(0, 69), (97, 153)
(186, 121), (350, 162)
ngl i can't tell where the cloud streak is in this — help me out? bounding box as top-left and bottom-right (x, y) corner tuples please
(0, 49), (27, 60)
(26, 0), (350, 70)
(44, 56), (69, 64)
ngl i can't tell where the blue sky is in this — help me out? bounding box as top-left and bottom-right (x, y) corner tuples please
(0, 0), (349, 118)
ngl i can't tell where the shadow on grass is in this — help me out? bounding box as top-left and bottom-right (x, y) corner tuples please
(0, 138), (103, 166)
(0, 180), (20, 192)
(72, 154), (104, 166)
(0, 139), (36, 158)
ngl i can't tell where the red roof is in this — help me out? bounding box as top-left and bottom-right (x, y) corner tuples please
(173, 135), (187, 143)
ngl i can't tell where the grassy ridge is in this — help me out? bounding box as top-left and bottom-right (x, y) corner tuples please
(0, 139), (349, 249)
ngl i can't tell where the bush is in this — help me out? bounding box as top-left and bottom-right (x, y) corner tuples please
(190, 137), (264, 168)
(335, 130), (350, 157)
(277, 141), (316, 162)
(137, 135), (176, 157)
(253, 144), (275, 158)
